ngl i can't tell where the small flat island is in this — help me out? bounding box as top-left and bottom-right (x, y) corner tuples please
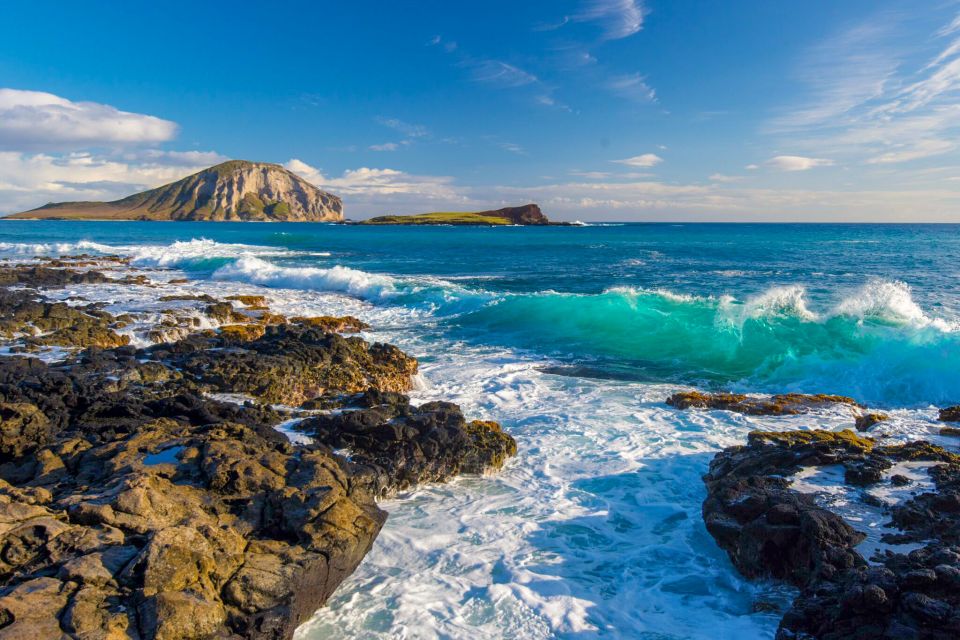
(359, 204), (564, 226)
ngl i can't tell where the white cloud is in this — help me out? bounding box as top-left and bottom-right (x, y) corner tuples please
(0, 88), (177, 150)
(576, 0), (645, 41)
(766, 155), (835, 171)
(612, 153), (662, 167)
(369, 142), (400, 152)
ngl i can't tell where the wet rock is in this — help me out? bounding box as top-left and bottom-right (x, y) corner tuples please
(939, 406), (960, 422)
(0, 289), (129, 349)
(289, 315), (370, 333)
(667, 391), (862, 416)
(226, 295), (268, 309)
(219, 324), (267, 342)
(855, 412), (889, 432)
(204, 302), (248, 325)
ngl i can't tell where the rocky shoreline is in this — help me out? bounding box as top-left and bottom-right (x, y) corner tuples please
(670, 392), (960, 639)
(0, 256), (515, 639)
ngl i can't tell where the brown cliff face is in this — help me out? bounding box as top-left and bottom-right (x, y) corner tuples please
(7, 160), (343, 222)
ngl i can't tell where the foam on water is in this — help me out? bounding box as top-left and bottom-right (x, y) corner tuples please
(213, 256), (398, 300)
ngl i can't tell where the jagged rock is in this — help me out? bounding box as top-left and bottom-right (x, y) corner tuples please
(703, 429), (960, 639)
(301, 391), (517, 496)
(667, 391), (862, 416)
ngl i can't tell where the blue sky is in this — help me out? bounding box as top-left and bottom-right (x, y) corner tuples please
(2, 0), (960, 220)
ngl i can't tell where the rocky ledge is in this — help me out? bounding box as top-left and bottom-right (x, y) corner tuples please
(702, 429), (960, 638)
(0, 261), (516, 639)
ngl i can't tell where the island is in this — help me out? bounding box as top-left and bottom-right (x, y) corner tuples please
(5, 160), (343, 222)
(359, 204), (561, 225)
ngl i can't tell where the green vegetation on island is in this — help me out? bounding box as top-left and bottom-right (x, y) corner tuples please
(361, 204), (553, 226)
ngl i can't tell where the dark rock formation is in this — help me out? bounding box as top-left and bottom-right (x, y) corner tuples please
(301, 391), (518, 496)
(0, 263), (517, 639)
(151, 324), (418, 406)
(481, 204), (550, 225)
(703, 429), (960, 639)
(940, 406), (960, 422)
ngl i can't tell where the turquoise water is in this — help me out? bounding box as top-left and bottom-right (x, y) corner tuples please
(2, 221), (959, 639)
(4, 221), (957, 406)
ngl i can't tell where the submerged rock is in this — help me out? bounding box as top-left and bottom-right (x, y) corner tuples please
(667, 391), (862, 416)
(855, 412), (889, 432)
(703, 429), (960, 639)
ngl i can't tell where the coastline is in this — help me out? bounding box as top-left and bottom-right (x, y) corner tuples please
(0, 229), (957, 638)
(0, 253), (515, 639)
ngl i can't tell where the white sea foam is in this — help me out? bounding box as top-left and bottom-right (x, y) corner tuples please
(212, 256), (397, 300)
(789, 460), (939, 560)
(0, 240), (118, 255)
(0, 238), (328, 268)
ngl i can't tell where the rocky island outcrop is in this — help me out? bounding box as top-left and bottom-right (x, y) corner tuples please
(360, 204), (557, 226)
(0, 257), (515, 638)
(6, 161), (343, 222)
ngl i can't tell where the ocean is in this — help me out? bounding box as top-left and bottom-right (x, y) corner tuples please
(2, 220), (958, 639)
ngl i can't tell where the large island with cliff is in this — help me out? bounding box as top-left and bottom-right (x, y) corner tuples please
(7, 160), (343, 222)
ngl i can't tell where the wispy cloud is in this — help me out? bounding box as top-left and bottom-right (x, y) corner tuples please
(770, 11), (960, 166)
(613, 153), (662, 167)
(766, 155), (835, 171)
(467, 59), (539, 88)
(498, 142), (526, 155)
(605, 73), (656, 103)
(375, 117), (429, 138)
(575, 0), (645, 41)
